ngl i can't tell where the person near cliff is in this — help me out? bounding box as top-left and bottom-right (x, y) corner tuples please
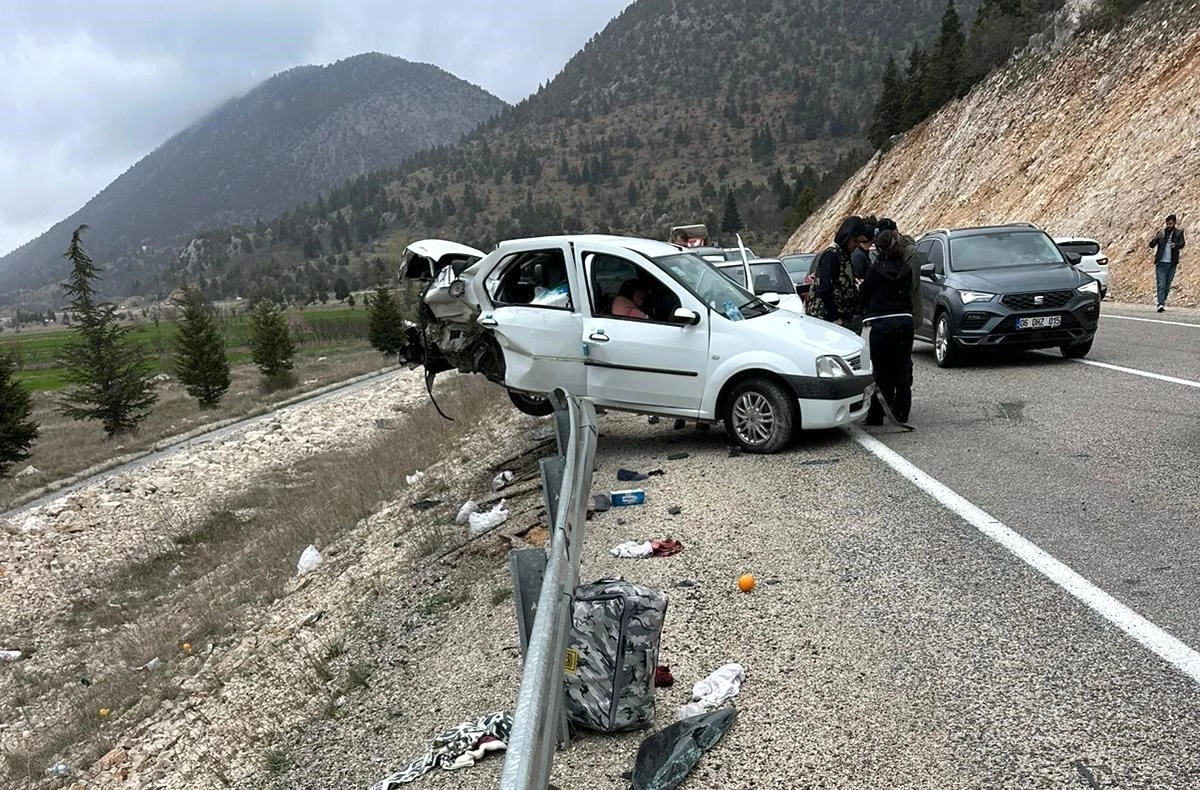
(808, 216), (870, 334)
(851, 215), (878, 282)
(859, 229), (915, 427)
(874, 217), (925, 329)
(1149, 214), (1185, 311)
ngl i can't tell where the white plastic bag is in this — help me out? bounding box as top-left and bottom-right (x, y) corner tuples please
(455, 501), (478, 524)
(492, 470), (515, 490)
(296, 544), (324, 576)
(405, 470), (425, 486)
(468, 500), (509, 537)
(0, 649), (21, 664)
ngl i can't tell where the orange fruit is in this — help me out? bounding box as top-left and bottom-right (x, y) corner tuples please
(737, 574), (755, 592)
(99, 708), (110, 717)
(182, 642), (192, 653)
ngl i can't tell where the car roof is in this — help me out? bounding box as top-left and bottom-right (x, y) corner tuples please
(922, 223), (1046, 238)
(495, 234), (681, 258)
(1052, 236), (1100, 245)
(714, 257), (784, 267)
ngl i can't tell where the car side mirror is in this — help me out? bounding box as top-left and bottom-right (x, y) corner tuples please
(1065, 252), (1082, 265)
(920, 262), (936, 280)
(670, 307), (701, 326)
(761, 292), (781, 305)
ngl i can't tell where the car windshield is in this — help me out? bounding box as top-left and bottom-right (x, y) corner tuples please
(1056, 240), (1101, 257)
(717, 262), (795, 295)
(653, 253), (774, 320)
(781, 255), (815, 274)
(949, 231), (1066, 272)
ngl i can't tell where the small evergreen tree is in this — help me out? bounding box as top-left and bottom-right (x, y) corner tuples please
(0, 353), (39, 478)
(174, 287), (231, 408)
(720, 192), (744, 234)
(933, 0), (966, 104)
(367, 285), (406, 357)
(869, 56), (905, 149)
(248, 300), (296, 390)
(58, 226), (158, 437)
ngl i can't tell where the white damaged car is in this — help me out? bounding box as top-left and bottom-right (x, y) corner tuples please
(402, 235), (874, 453)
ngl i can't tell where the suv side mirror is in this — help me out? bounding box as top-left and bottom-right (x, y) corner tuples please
(1065, 252), (1082, 265)
(761, 292), (781, 305)
(920, 262), (936, 280)
(670, 307), (701, 326)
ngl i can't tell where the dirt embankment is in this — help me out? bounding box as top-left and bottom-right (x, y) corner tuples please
(784, 0), (1200, 306)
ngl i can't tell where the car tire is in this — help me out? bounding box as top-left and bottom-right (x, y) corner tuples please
(933, 313), (960, 368)
(724, 378), (795, 454)
(508, 390), (555, 417)
(1061, 338), (1094, 359)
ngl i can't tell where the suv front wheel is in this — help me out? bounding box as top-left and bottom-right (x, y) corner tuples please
(724, 378), (795, 454)
(934, 313), (961, 368)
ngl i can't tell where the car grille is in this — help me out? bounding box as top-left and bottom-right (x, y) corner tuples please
(1001, 290), (1074, 310)
(961, 312), (991, 331)
(844, 354), (862, 371)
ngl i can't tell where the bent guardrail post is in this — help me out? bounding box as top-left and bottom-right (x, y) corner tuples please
(501, 389), (598, 790)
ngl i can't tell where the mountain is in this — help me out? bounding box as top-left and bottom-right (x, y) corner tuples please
(784, 0), (1197, 306)
(133, 0), (986, 303)
(0, 53), (507, 297)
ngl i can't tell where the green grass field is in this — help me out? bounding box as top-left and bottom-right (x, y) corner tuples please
(1, 306), (370, 391)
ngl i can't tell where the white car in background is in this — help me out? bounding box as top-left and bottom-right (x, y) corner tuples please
(712, 257), (807, 315)
(1054, 236), (1110, 299)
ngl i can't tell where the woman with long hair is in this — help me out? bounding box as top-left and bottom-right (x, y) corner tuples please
(859, 229), (915, 426)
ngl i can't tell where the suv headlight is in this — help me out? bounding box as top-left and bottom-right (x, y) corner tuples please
(1077, 280), (1100, 295)
(815, 355), (853, 378)
(959, 291), (995, 304)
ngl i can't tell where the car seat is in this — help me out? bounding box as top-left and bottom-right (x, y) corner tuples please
(753, 274), (774, 294)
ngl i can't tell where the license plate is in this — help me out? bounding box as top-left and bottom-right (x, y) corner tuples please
(1015, 315), (1062, 330)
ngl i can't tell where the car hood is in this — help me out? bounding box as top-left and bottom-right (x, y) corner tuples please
(950, 264), (1090, 293)
(738, 307), (866, 361)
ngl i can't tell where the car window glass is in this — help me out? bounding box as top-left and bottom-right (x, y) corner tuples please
(718, 262), (794, 294)
(484, 248), (573, 310)
(1057, 241), (1101, 257)
(653, 253), (773, 320)
(928, 241), (945, 275)
(584, 252), (681, 322)
(949, 231), (1065, 271)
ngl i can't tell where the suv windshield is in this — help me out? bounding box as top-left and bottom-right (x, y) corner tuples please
(781, 254), (815, 274)
(717, 261), (795, 294)
(653, 253), (773, 319)
(949, 230), (1066, 272)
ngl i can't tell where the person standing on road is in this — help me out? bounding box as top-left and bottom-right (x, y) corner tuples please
(809, 216), (870, 334)
(859, 230), (915, 427)
(851, 215), (878, 283)
(875, 217), (925, 330)
(1149, 214), (1185, 312)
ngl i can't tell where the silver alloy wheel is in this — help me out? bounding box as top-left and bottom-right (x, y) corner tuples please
(731, 391), (776, 446)
(935, 316), (949, 364)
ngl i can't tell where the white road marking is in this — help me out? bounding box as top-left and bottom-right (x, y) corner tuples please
(1065, 357), (1200, 389)
(850, 426), (1200, 686)
(1104, 314), (1200, 329)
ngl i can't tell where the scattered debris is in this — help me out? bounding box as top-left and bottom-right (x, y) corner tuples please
(369, 711), (512, 788)
(456, 501), (478, 524)
(654, 665), (675, 687)
(672, 579), (697, 588)
(632, 708), (736, 790)
(300, 610), (326, 628)
(678, 663), (745, 720)
(15, 465), (40, 478)
(666, 452), (690, 461)
(611, 489), (646, 507)
(137, 657), (161, 672)
(492, 470), (515, 490)
(799, 458), (840, 466)
(45, 763), (72, 778)
(591, 494), (612, 513)
(611, 540), (653, 559)
(647, 469), (666, 477)
(618, 468), (649, 482)
(374, 418), (400, 430)
(667, 505), (682, 516)
(728, 446), (742, 457)
(168, 564), (182, 578)
(468, 500), (509, 537)
(673, 418), (687, 430)
(0, 649), (22, 664)
(647, 415), (661, 425)
(405, 471), (426, 486)
(296, 544), (324, 576)
(651, 539), (683, 557)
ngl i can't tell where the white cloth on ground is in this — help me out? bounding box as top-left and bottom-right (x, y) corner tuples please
(610, 540), (654, 559)
(678, 662), (745, 719)
(455, 501), (478, 524)
(467, 500), (508, 536)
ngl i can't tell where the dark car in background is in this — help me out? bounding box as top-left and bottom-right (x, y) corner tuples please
(781, 253), (817, 298)
(914, 223), (1101, 367)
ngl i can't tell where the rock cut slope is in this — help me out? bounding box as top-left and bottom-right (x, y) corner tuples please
(784, 0), (1200, 305)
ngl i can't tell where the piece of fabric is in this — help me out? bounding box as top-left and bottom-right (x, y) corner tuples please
(618, 468), (649, 482)
(632, 709), (737, 790)
(455, 501), (478, 524)
(867, 315), (915, 425)
(650, 539), (683, 557)
(1156, 261), (1178, 306)
(370, 711), (513, 788)
(654, 665), (676, 687)
(467, 500), (508, 537)
(611, 540), (654, 558)
(678, 663), (744, 719)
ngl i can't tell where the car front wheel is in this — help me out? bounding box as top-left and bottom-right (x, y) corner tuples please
(724, 378), (795, 454)
(934, 313), (960, 368)
(1061, 338), (1094, 359)
(508, 390), (555, 417)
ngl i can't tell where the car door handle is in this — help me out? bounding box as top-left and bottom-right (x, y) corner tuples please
(588, 331), (609, 343)
(480, 316), (498, 327)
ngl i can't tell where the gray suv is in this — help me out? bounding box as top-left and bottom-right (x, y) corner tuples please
(914, 223), (1101, 367)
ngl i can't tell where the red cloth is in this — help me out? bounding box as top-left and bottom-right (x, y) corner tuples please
(650, 539), (683, 557)
(654, 665), (675, 687)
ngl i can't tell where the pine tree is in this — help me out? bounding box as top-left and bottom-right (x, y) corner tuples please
(933, 0), (966, 104)
(0, 353), (39, 478)
(368, 285), (406, 357)
(174, 287), (230, 408)
(869, 56), (905, 149)
(248, 300), (296, 390)
(720, 192), (744, 234)
(58, 226), (158, 437)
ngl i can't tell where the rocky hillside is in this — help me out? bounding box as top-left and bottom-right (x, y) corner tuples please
(157, 0), (986, 303)
(783, 0), (1199, 306)
(0, 53), (506, 297)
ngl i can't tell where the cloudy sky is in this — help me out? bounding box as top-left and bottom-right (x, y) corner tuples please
(0, 0), (634, 257)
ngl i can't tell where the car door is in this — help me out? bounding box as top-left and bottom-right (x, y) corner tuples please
(479, 241), (587, 396)
(917, 239), (945, 339)
(577, 244), (710, 414)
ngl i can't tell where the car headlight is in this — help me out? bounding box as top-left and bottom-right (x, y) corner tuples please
(815, 355), (853, 378)
(1076, 280), (1100, 295)
(959, 291), (995, 304)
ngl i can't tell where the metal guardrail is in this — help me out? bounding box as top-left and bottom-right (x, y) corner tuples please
(501, 389), (599, 790)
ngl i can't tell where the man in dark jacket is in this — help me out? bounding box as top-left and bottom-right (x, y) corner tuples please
(860, 230), (916, 426)
(876, 218), (925, 329)
(1149, 214), (1186, 311)
(809, 216), (871, 334)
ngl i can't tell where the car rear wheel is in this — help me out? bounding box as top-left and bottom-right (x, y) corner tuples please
(724, 378), (795, 454)
(1061, 338), (1094, 359)
(508, 390), (555, 417)
(934, 313), (960, 368)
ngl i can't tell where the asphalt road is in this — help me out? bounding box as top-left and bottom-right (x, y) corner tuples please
(560, 301), (1200, 788)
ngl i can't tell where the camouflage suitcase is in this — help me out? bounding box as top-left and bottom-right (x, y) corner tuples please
(564, 578), (668, 733)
